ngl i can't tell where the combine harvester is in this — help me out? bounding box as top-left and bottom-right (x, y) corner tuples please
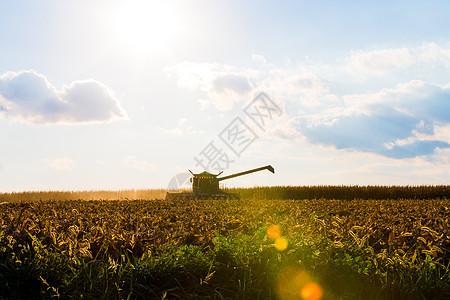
(166, 165), (274, 200)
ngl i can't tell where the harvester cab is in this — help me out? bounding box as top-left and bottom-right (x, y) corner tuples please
(166, 165), (274, 200)
(190, 170), (223, 195)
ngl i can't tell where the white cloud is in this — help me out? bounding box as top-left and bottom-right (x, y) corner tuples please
(197, 98), (210, 110)
(167, 42), (450, 159)
(300, 80), (450, 158)
(165, 60), (333, 113)
(164, 62), (256, 111)
(433, 124), (450, 144)
(267, 68), (329, 96)
(251, 53), (266, 64)
(417, 42), (450, 68)
(263, 114), (303, 141)
(42, 157), (76, 170)
(158, 117), (205, 136)
(122, 156), (157, 172)
(431, 148), (450, 165)
(346, 48), (415, 76)
(213, 74), (252, 95)
(344, 42), (450, 78)
(158, 127), (183, 136)
(0, 70), (127, 124)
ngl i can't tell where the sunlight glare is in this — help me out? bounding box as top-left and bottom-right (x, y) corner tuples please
(267, 224), (282, 239)
(277, 267), (323, 300)
(275, 237), (288, 251)
(300, 282), (323, 300)
(110, 0), (184, 55)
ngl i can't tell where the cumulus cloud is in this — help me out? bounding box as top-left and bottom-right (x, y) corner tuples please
(164, 62), (255, 111)
(299, 81), (450, 158)
(0, 70), (127, 124)
(158, 126), (183, 136)
(417, 42), (450, 68)
(346, 48), (415, 76)
(251, 53), (266, 64)
(157, 117), (205, 136)
(42, 157), (76, 170)
(165, 60), (333, 112)
(122, 156), (157, 172)
(167, 42), (450, 159)
(345, 42), (450, 78)
(213, 74), (252, 95)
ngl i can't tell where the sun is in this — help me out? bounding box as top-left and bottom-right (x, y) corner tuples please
(109, 0), (184, 56)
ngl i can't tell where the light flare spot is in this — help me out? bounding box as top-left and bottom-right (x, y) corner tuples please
(267, 225), (282, 239)
(276, 267), (324, 300)
(300, 282), (323, 300)
(275, 237), (288, 251)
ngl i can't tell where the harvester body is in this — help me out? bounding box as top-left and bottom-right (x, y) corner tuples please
(166, 165), (274, 200)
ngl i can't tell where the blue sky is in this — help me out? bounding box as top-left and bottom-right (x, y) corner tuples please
(1, 0), (450, 192)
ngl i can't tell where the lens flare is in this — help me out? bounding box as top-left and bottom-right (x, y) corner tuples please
(300, 282), (323, 300)
(276, 267), (323, 300)
(275, 237), (288, 251)
(267, 225), (282, 239)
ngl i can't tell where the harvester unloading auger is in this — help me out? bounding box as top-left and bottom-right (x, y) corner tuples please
(166, 165), (274, 200)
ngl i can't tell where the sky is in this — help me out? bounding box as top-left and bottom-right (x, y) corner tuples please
(1, 0), (450, 192)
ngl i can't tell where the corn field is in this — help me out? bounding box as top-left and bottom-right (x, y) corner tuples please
(0, 187), (449, 299)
